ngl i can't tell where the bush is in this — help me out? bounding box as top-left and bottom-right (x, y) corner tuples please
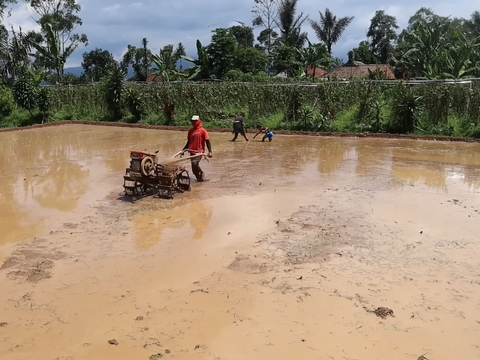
(7, 79), (480, 138)
(125, 87), (146, 122)
(12, 76), (38, 114)
(0, 85), (15, 117)
(104, 66), (126, 119)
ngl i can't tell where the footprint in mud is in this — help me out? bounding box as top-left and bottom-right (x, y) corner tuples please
(227, 254), (268, 274)
(1, 246), (66, 283)
(364, 306), (395, 319)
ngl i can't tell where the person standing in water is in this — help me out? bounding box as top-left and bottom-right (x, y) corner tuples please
(182, 115), (212, 182)
(231, 112), (248, 142)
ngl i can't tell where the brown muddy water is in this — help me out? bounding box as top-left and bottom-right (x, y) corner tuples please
(1, 124), (480, 360)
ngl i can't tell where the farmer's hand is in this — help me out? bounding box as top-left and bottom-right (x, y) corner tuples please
(207, 152), (213, 158)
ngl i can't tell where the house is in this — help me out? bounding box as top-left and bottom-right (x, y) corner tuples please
(322, 61), (395, 80)
(146, 73), (163, 82)
(302, 65), (327, 78)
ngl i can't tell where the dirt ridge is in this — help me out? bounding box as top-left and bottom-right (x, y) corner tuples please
(1, 120), (480, 143)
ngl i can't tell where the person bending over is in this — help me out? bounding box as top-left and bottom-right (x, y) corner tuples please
(253, 125), (274, 142)
(231, 112), (248, 142)
(182, 115), (212, 182)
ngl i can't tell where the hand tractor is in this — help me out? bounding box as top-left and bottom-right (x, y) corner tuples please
(122, 149), (208, 199)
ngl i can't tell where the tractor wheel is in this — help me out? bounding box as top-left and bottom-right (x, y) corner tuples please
(140, 156), (154, 176)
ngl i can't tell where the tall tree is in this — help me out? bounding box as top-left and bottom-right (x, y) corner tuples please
(233, 46), (267, 73)
(252, 0), (279, 56)
(230, 25), (255, 47)
(120, 39), (153, 81)
(348, 40), (375, 64)
(81, 48), (117, 82)
(275, 0), (308, 48)
(366, 10), (399, 64)
(27, 0), (88, 79)
(207, 28), (236, 79)
(309, 8), (354, 54)
(466, 11), (480, 37)
(0, 26), (38, 83)
(0, 0), (16, 18)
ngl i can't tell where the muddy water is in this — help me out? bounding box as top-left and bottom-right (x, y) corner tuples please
(1, 125), (480, 360)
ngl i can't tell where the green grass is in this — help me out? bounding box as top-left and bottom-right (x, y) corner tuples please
(2, 105), (480, 139)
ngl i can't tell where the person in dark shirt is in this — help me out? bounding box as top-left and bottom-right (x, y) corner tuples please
(231, 112), (248, 142)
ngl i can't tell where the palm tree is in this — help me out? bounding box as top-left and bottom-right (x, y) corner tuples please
(309, 8), (354, 54)
(275, 0), (308, 49)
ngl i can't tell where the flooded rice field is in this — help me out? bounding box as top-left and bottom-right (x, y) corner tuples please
(1, 124), (480, 360)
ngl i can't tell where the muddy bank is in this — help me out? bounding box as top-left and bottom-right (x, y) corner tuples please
(1, 184), (479, 360)
(1, 119), (480, 143)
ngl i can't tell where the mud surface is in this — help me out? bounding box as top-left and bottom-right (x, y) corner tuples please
(1, 119), (480, 143)
(1, 124), (480, 359)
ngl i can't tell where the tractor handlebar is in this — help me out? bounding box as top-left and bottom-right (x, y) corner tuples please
(176, 149), (210, 162)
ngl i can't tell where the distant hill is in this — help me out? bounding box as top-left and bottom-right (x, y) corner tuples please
(64, 58), (192, 79)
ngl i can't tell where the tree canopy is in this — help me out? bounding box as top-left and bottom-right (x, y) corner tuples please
(0, 0), (479, 84)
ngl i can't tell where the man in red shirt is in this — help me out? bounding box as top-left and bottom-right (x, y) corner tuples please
(182, 115), (212, 182)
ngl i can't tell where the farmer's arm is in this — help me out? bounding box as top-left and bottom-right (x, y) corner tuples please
(242, 119), (247, 132)
(204, 130), (212, 155)
(182, 140), (189, 150)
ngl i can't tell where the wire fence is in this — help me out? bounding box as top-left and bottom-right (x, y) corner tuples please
(40, 78), (480, 88)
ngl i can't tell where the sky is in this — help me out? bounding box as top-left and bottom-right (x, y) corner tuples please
(4, 0), (478, 68)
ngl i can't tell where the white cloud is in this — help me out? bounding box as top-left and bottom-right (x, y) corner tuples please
(3, 0), (479, 68)
(4, 3), (39, 33)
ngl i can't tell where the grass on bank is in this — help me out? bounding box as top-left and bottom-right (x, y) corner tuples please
(2, 105), (480, 139)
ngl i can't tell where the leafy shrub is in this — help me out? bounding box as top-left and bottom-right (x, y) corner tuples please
(0, 85), (15, 117)
(12, 76), (38, 114)
(125, 87), (146, 122)
(104, 66), (126, 119)
(389, 83), (422, 134)
(37, 87), (51, 121)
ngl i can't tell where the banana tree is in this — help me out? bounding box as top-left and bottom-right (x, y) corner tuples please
(150, 45), (181, 83)
(28, 22), (79, 82)
(295, 39), (333, 78)
(442, 32), (479, 78)
(0, 26), (35, 84)
(401, 17), (450, 78)
(179, 39), (211, 80)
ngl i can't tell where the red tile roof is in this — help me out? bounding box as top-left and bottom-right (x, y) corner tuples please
(323, 62), (395, 80)
(147, 73), (163, 82)
(304, 65), (327, 77)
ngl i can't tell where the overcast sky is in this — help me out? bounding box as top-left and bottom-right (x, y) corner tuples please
(5, 0), (478, 68)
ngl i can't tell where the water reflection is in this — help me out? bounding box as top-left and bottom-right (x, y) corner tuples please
(355, 142), (390, 176)
(391, 163), (448, 191)
(317, 139), (352, 174)
(390, 143), (480, 192)
(25, 162), (90, 212)
(133, 200), (213, 250)
(0, 185), (44, 246)
(2, 125), (480, 250)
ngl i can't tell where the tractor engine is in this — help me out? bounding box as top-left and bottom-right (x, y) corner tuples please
(129, 150), (156, 177)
